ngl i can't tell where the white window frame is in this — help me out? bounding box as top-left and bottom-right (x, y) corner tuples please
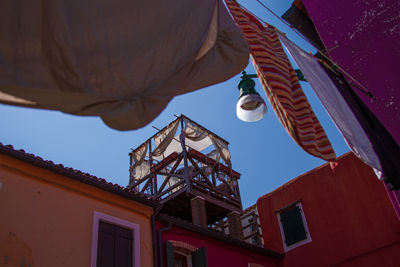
(277, 202), (312, 252)
(90, 211), (140, 267)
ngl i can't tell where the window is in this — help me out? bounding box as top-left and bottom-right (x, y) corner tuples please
(174, 252), (190, 267)
(91, 211), (140, 267)
(277, 202), (311, 252)
(249, 225), (255, 232)
(166, 240), (208, 267)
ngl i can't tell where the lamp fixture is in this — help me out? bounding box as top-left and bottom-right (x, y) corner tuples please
(236, 71), (267, 122)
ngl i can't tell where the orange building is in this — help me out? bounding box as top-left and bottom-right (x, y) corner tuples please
(0, 143), (159, 267)
(257, 152), (400, 266)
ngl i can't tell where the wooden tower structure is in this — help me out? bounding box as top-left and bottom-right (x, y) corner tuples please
(128, 115), (243, 237)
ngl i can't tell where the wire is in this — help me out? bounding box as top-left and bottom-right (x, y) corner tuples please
(253, 0), (314, 45)
(244, 0), (374, 98)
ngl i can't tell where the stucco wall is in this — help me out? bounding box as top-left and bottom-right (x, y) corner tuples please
(156, 221), (282, 267)
(0, 154), (154, 267)
(257, 153), (400, 266)
(302, 0), (400, 144)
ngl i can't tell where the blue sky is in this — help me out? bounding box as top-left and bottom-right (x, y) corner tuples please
(0, 0), (349, 208)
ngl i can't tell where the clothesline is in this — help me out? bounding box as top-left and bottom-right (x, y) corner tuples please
(238, 0), (374, 99)
(226, 0), (337, 162)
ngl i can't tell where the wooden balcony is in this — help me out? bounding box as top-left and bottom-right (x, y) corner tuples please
(129, 148), (242, 224)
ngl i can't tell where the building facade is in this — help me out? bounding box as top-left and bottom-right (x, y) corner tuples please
(212, 204), (264, 247)
(257, 152), (400, 266)
(156, 214), (283, 267)
(0, 144), (159, 267)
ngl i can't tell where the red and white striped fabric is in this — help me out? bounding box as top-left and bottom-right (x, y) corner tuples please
(225, 0), (336, 161)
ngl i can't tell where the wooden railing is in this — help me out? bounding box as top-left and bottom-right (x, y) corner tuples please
(128, 149), (241, 209)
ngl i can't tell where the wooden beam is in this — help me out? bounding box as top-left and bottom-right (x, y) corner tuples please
(160, 187), (187, 204)
(156, 155), (184, 196)
(157, 180), (186, 199)
(130, 172), (153, 187)
(140, 173), (154, 194)
(188, 149), (240, 179)
(190, 189), (242, 213)
(187, 155), (213, 187)
(151, 152), (179, 173)
(191, 180), (239, 204)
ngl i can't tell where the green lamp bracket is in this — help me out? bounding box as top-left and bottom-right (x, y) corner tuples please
(238, 71), (259, 97)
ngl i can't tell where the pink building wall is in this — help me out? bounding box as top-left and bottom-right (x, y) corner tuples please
(156, 220), (283, 267)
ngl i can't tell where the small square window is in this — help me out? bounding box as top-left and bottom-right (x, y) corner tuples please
(277, 202), (311, 252)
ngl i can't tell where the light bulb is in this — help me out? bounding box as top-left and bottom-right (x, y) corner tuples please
(236, 93), (267, 122)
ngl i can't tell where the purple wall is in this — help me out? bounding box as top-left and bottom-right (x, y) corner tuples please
(302, 0), (400, 144)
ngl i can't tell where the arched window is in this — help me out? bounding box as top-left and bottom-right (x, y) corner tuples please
(166, 240), (207, 267)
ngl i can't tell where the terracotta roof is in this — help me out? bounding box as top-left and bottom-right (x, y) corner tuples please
(0, 143), (160, 208)
(156, 213), (284, 259)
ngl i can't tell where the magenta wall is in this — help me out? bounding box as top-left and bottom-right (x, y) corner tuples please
(156, 221), (282, 267)
(302, 0), (400, 144)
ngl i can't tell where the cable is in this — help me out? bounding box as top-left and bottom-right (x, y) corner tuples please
(253, 0), (314, 46)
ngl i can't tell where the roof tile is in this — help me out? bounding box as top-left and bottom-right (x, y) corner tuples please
(0, 142), (160, 208)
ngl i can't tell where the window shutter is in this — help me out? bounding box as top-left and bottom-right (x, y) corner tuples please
(97, 222), (115, 267)
(280, 206), (307, 246)
(166, 241), (175, 267)
(191, 247), (208, 267)
(115, 226), (134, 267)
(97, 221), (133, 267)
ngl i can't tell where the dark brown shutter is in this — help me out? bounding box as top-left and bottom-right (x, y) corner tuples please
(280, 206), (307, 246)
(166, 240), (175, 267)
(191, 247), (207, 267)
(114, 225), (133, 267)
(97, 221), (133, 267)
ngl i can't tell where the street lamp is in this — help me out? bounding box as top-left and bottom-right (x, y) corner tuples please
(236, 71), (267, 122)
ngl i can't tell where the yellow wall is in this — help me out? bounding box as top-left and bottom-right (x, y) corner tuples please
(0, 154), (154, 267)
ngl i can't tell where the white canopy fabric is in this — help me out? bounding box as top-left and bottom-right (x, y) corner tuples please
(130, 141), (150, 181)
(130, 116), (231, 181)
(153, 119), (180, 158)
(152, 117), (230, 163)
(209, 134), (231, 164)
(0, 0), (249, 130)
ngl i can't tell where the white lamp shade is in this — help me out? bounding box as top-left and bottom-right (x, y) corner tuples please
(236, 93), (267, 122)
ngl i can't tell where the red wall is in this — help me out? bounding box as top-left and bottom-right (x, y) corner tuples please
(257, 153), (400, 266)
(156, 221), (282, 267)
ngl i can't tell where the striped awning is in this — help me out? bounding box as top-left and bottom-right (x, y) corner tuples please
(225, 0), (336, 161)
